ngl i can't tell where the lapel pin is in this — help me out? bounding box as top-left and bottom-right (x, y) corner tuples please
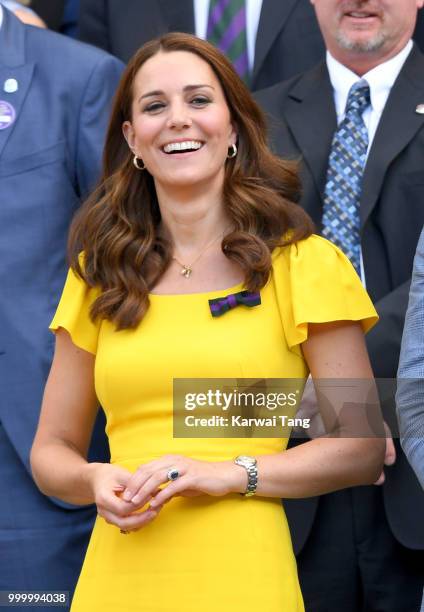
(3, 78), (18, 94)
(415, 104), (424, 115)
(0, 100), (17, 130)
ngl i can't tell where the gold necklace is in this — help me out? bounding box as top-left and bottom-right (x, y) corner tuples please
(172, 229), (229, 279)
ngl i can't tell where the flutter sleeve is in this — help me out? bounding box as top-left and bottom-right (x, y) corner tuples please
(272, 234), (378, 349)
(49, 264), (102, 355)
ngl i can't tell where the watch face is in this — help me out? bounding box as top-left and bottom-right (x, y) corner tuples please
(236, 455), (256, 466)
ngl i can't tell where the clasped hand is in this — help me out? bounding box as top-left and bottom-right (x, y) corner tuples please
(91, 455), (243, 533)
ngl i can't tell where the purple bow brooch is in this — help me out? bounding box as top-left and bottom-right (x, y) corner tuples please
(208, 290), (261, 317)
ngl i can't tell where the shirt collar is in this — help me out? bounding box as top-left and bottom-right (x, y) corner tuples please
(326, 40), (413, 118)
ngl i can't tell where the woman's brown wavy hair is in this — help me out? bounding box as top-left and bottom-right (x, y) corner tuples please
(68, 32), (314, 330)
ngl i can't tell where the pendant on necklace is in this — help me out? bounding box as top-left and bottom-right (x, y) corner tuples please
(181, 265), (192, 279)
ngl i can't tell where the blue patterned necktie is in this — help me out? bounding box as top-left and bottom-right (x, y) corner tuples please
(207, 0), (250, 83)
(322, 80), (371, 275)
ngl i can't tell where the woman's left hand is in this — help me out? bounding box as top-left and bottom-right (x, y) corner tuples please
(121, 455), (245, 510)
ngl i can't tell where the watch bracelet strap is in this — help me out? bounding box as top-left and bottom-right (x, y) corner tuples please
(244, 464), (258, 496)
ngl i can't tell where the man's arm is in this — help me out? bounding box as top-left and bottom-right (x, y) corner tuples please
(396, 228), (424, 490)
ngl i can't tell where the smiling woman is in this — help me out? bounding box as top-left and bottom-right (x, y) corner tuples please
(30, 32), (384, 612)
(67, 33), (312, 323)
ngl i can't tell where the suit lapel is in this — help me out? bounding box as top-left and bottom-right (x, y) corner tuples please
(156, 0), (195, 33)
(360, 46), (424, 227)
(252, 0), (297, 87)
(284, 63), (336, 221)
(0, 6), (24, 66)
(0, 65), (34, 159)
(0, 9), (34, 160)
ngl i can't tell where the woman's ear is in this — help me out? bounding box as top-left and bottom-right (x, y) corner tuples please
(122, 121), (136, 151)
(229, 120), (238, 147)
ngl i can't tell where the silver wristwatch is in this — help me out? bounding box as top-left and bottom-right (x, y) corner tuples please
(234, 455), (258, 497)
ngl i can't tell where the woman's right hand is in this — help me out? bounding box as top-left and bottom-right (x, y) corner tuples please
(86, 463), (163, 532)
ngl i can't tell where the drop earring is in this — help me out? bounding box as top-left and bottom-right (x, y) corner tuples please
(133, 155), (145, 170)
(227, 143), (237, 159)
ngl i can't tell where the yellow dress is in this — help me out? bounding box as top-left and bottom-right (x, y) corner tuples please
(50, 235), (377, 612)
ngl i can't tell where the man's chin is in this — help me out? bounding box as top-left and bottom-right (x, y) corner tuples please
(335, 30), (386, 53)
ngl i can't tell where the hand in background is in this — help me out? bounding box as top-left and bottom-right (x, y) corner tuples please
(374, 422), (396, 485)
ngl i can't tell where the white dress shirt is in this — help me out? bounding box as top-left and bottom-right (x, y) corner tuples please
(194, 0), (263, 71)
(326, 41), (413, 283)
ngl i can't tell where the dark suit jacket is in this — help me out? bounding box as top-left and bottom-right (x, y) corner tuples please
(78, 0), (326, 90)
(0, 7), (123, 593)
(255, 46), (424, 552)
(30, 0), (65, 30)
(413, 8), (424, 52)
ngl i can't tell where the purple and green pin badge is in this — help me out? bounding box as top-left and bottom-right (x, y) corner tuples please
(0, 100), (16, 130)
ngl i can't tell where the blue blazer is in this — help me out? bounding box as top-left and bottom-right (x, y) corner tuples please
(397, 226), (424, 491)
(0, 7), (123, 598)
(0, 7), (123, 475)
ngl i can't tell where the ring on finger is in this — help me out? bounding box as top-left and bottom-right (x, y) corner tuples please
(166, 467), (180, 481)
